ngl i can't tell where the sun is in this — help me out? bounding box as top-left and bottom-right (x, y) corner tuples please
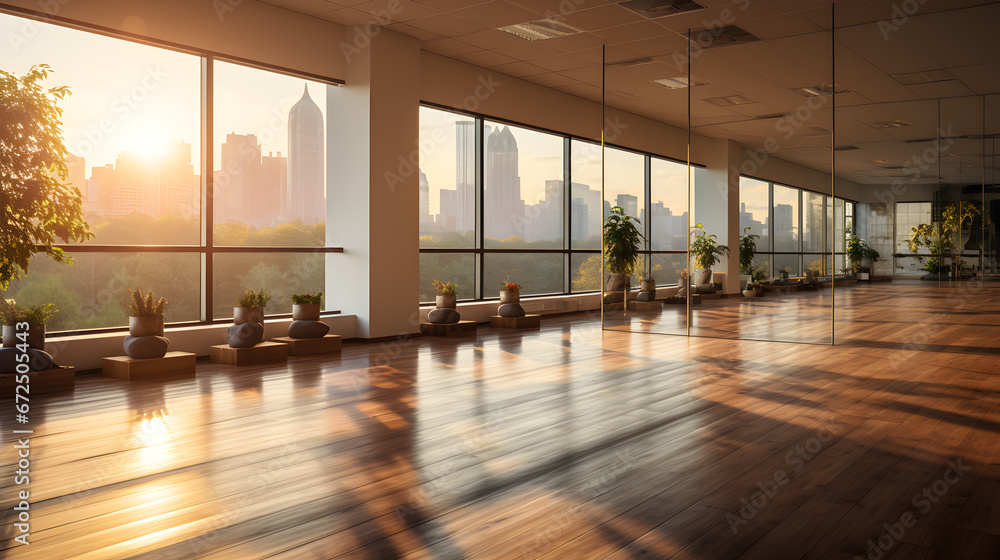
(126, 130), (171, 161)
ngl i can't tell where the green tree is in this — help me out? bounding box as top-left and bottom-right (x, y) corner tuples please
(1, 64), (92, 289)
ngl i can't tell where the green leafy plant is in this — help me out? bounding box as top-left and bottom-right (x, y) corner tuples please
(128, 289), (167, 317)
(1, 65), (93, 290)
(432, 279), (458, 295)
(236, 286), (272, 308)
(292, 292), (322, 305)
(603, 206), (644, 275)
(0, 298), (58, 325)
(846, 236), (880, 272)
(739, 227), (759, 275)
(690, 224), (730, 270)
(750, 264), (768, 285)
(942, 201), (983, 234)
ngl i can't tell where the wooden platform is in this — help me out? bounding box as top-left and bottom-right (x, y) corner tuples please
(419, 320), (477, 336)
(662, 294), (702, 304)
(489, 314), (541, 329)
(627, 301), (663, 311)
(0, 366), (75, 398)
(209, 341), (288, 366)
(102, 352), (196, 381)
(271, 335), (342, 356)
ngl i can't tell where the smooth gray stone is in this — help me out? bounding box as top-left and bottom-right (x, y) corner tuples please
(0, 347), (54, 372)
(228, 322), (264, 348)
(694, 284), (716, 294)
(428, 308), (461, 324)
(498, 303), (525, 317)
(288, 320), (330, 339)
(123, 336), (169, 359)
(636, 292), (656, 302)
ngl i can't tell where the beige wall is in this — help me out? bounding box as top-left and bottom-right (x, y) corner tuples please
(0, 0), (346, 81)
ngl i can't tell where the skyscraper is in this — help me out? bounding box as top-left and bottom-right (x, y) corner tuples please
(262, 151), (288, 225)
(418, 169), (431, 224)
(218, 133), (261, 223)
(485, 126), (523, 239)
(616, 193), (638, 219)
(455, 120), (475, 233)
(288, 84), (325, 224)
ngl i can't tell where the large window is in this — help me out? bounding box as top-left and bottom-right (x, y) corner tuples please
(0, 12), (339, 332)
(419, 106), (692, 303)
(895, 202), (933, 275)
(740, 176), (853, 277)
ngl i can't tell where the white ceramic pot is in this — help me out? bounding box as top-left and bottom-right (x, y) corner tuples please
(2, 324), (46, 350)
(129, 315), (164, 337)
(436, 294), (456, 309)
(742, 289), (758, 298)
(234, 306), (264, 325)
(499, 290), (520, 304)
(292, 303), (321, 321)
(694, 268), (712, 285)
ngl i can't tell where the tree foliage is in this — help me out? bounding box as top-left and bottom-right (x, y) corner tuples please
(1, 65), (92, 289)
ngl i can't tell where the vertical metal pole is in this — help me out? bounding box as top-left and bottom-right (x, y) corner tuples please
(686, 30), (692, 336)
(564, 136), (572, 294)
(601, 44), (606, 328)
(830, 4), (836, 345)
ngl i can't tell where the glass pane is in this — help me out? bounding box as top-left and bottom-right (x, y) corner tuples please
(419, 253), (475, 303)
(483, 122), (563, 249)
(213, 253), (325, 319)
(650, 253), (688, 286)
(484, 254), (563, 296)
(419, 107), (476, 248)
(570, 253), (601, 293)
(4, 253), (200, 332)
(773, 254), (800, 278)
(570, 140), (604, 250)
(803, 193), (826, 252)
(739, 177), (770, 251)
(214, 61), (330, 246)
(650, 158), (689, 251)
(772, 184), (799, 253)
(603, 147), (645, 229)
(834, 198), (846, 253)
(0, 13), (203, 246)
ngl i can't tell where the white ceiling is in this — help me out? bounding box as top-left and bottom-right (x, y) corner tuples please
(261, 0), (1000, 186)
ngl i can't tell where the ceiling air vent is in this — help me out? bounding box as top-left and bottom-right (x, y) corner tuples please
(689, 25), (759, 48)
(868, 119), (910, 129)
(652, 76), (705, 89)
(753, 112), (791, 120)
(704, 94), (756, 106)
(617, 0), (706, 19)
(498, 18), (585, 41)
(891, 69), (955, 85)
(792, 84), (850, 97)
(833, 145), (860, 152)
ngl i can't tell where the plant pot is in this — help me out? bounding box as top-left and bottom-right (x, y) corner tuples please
(234, 306), (264, 325)
(292, 303), (321, 321)
(639, 280), (655, 292)
(499, 290), (520, 304)
(436, 294), (456, 309)
(2, 324), (45, 350)
(858, 272), (870, 281)
(739, 274), (750, 290)
(742, 289), (758, 298)
(694, 268), (712, 285)
(129, 315), (164, 337)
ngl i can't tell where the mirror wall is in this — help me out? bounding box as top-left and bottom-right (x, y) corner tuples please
(601, 2), (1000, 350)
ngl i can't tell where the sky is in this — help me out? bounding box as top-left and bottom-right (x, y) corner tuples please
(1, 12), (327, 178)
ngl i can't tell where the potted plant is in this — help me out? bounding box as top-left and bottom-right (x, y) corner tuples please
(690, 224), (729, 286)
(742, 282), (760, 298)
(778, 266), (791, 281)
(739, 227), (759, 290)
(432, 279), (458, 309)
(128, 289), (167, 337)
(847, 236), (880, 280)
(235, 286), (271, 325)
(603, 206), (644, 303)
(639, 276), (656, 292)
(292, 292), (322, 321)
(500, 281), (521, 304)
(676, 268), (689, 297)
(0, 299), (57, 349)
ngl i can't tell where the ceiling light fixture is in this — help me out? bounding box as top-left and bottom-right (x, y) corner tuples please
(868, 119), (911, 129)
(498, 18), (585, 41)
(651, 76), (705, 89)
(704, 94), (756, 106)
(792, 84), (850, 97)
(689, 25), (759, 48)
(891, 69), (955, 85)
(617, 0), (706, 18)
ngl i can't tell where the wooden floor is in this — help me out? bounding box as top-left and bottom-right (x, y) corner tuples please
(2, 283), (999, 559)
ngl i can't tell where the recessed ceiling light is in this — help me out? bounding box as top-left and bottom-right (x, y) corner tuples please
(704, 95), (756, 106)
(608, 56), (657, 67)
(618, 0), (706, 18)
(651, 76), (705, 89)
(689, 25), (759, 48)
(891, 69), (955, 85)
(792, 84), (850, 97)
(833, 146), (860, 151)
(498, 18), (585, 41)
(868, 119), (911, 129)
(753, 112), (790, 120)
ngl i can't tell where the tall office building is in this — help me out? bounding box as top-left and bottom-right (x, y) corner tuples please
(570, 182), (602, 244)
(455, 120), (475, 233)
(485, 126), (523, 239)
(288, 84), (325, 224)
(616, 193), (638, 218)
(218, 133), (262, 224)
(262, 151), (288, 225)
(774, 203), (795, 249)
(418, 169), (431, 224)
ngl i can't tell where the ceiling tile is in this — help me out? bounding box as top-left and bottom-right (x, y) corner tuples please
(526, 72), (579, 87)
(492, 42), (562, 61)
(490, 60), (550, 77)
(387, 22), (444, 40)
(540, 32), (607, 53)
(620, 33), (690, 57)
(561, 5), (646, 31)
(346, 0), (442, 22)
(407, 12), (487, 36)
(531, 54), (595, 72)
(458, 49), (520, 68)
(455, 28), (527, 49)
(411, 0), (491, 10)
(592, 20), (669, 43)
(421, 37), (482, 56)
(738, 13), (822, 39)
(261, 0), (342, 15)
(452, 1), (539, 27)
(315, 7), (383, 25)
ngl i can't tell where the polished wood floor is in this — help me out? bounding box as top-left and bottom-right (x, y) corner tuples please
(2, 283), (999, 559)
